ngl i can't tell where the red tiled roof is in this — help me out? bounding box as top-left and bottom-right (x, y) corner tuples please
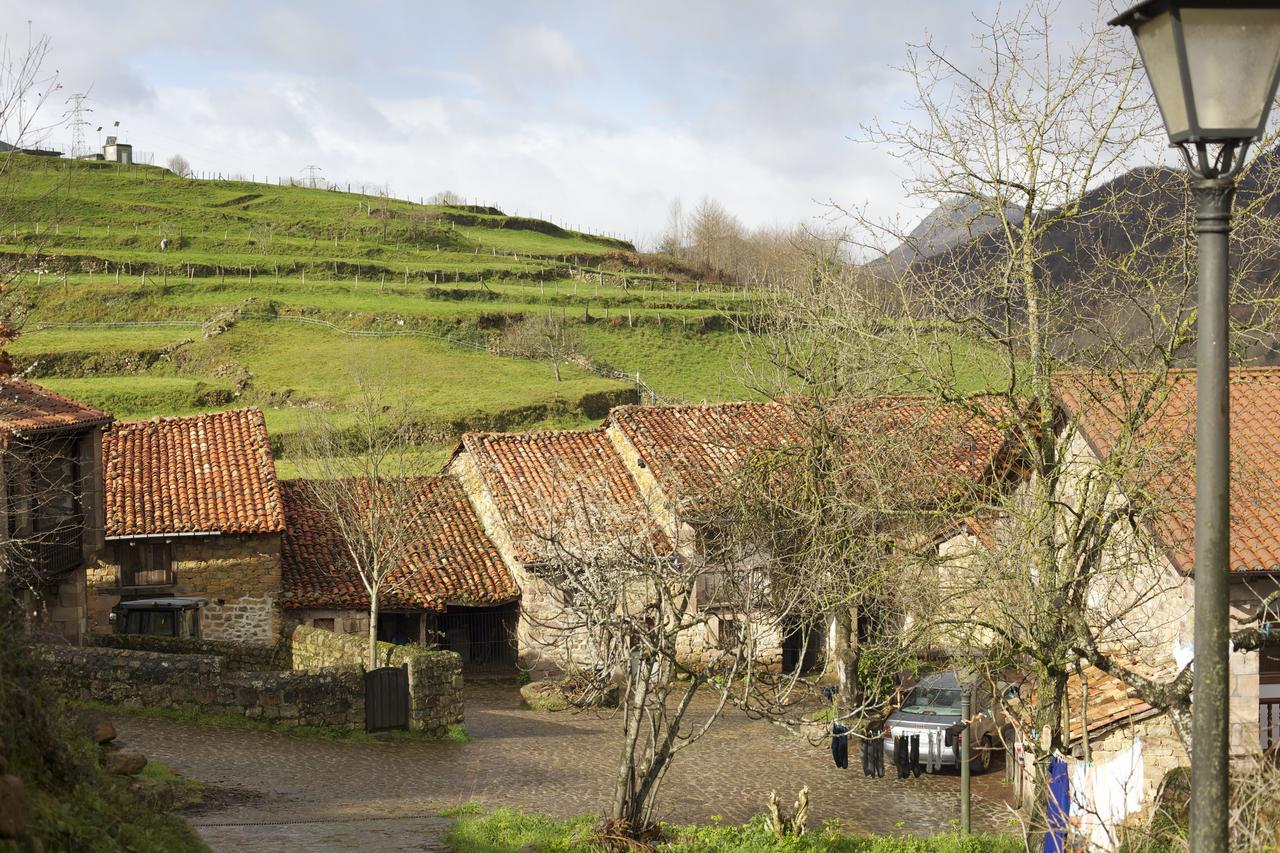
(608, 398), (1011, 512)
(607, 401), (798, 509)
(1065, 665), (1157, 743)
(1058, 368), (1280, 574)
(279, 476), (517, 611)
(104, 408), (284, 537)
(0, 379), (111, 436)
(459, 429), (670, 564)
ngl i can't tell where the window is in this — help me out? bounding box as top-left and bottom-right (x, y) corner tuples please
(114, 541), (174, 587)
(312, 617), (335, 631)
(714, 613), (744, 650)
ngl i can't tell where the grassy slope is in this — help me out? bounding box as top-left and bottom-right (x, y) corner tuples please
(2, 156), (766, 468)
(4, 156), (1006, 470)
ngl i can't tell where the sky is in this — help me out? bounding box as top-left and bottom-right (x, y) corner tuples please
(4, 1), (1118, 246)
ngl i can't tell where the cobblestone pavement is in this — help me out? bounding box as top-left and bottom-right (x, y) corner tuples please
(115, 683), (1020, 852)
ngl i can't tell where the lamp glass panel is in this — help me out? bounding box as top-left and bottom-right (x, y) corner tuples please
(1181, 7), (1280, 136)
(1134, 12), (1190, 138)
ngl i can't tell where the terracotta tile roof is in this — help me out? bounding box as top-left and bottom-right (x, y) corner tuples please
(459, 428), (670, 565)
(607, 401), (798, 510)
(608, 398), (1011, 512)
(0, 379), (111, 436)
(1065, 665), (1157, 743)
(104, 408), (284, 537)
(1058, 368), (1280, 574)
(279, 476), (517, 611)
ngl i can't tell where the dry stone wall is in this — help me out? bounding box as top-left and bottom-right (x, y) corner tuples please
(291, 625), (463, 735)
(91, 634), (291, 671)
(40, 645), (364, 729)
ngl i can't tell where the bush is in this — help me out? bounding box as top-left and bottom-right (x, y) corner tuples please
(0, 586), (207, 851)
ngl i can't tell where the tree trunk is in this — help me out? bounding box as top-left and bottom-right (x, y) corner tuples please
(612, 656), (648, 824)
(830, 607), (857, 715)
(368, 589), (380, 669)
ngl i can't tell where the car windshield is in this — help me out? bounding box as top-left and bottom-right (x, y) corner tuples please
(899, 686), (962, 715)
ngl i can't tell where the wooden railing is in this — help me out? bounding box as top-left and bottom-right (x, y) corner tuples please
(1262, 698), (1280, 755)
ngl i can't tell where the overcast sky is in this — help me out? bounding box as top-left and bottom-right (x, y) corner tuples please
(7, 2), (1119, 245)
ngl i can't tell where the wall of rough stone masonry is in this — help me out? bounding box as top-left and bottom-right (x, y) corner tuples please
(290, 625), (463, 735)
(1088, 715), (1187, 832)
(39, 645), (364, 729)
(91, 634), (291, 671)
(88, 533), (282, 645)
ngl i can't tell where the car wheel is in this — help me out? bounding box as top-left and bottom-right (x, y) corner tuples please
(975, 735), (994, 774)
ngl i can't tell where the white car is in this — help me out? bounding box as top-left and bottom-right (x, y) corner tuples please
(882, 670), (1006, 773)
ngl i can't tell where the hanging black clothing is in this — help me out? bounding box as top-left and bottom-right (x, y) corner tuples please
(895, 735), (911, 779)
(872, 737), (885, 777)
(910, 734), (923, 777)
(830, 723), (849, 770)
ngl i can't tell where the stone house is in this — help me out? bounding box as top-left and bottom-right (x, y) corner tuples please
(1053, 369), (1280, 758)
(933, 368), (1280, 835)
(602, 399), (1013, 676)
(278, 476), (520, 674)
(0, 379), (112, 643)
(446, 428), (690, 674)
(87, 408), (285, 644)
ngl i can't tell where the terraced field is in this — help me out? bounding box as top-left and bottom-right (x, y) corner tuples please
(3, 155), (763, 467)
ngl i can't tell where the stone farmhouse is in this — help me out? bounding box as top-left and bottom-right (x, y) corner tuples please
(0, 378), (112, 643)
(87, 408), (285, 644)
(933, 368), (1280, 839)
(278, 476), (520, 673)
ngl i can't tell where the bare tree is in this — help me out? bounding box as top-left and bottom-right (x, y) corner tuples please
(428, 190), (463, 206)
(503, 313), (580, 381)
(295, 382), (433, 666)
(166, 154), (191, 178)
(741, 0), (1280, 838)
(504, 448), (809, 837)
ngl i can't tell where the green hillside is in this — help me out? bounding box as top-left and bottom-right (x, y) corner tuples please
(1, 155), (762, 466)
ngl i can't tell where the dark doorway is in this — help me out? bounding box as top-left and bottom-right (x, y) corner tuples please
(365, 664), (409, 732)
(782, 620), (824, 674)
(435, 603), (518, 675)
(377, 612), (421, 646)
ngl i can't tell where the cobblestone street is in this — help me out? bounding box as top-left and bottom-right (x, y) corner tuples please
(116, 684), (1019, 852)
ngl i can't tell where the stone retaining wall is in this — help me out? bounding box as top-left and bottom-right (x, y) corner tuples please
(90, 634), (291, 671)
(291, 625), (463, 735)
(40, 645), (364, 730)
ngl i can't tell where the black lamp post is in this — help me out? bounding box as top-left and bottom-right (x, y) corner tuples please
(1109, 3), (1280, 851)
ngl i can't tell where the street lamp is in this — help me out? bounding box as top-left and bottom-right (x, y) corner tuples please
(1109, 3), (1280, 851)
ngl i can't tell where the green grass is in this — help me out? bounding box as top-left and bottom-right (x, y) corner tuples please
(443, 810), (1024, 853)
(38, 376), (235, 418)
(10, 324), (197, 354)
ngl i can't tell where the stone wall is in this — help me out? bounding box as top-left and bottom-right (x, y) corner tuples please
(88, 533), (282, 644)
(39, 645), (364, 729)
(291, 625), (463, 735)
(90, 633), (291, 671)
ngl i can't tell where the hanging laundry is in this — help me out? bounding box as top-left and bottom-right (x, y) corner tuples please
(830, 723), (849, 770)
(873, 737), (885, 777)
(910, 734), (923, 777)
(895, 735), (911, 779)
(1044, 755), (1070, 853)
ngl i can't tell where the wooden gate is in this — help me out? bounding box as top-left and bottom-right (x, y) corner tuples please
(364, 664), (409, 732)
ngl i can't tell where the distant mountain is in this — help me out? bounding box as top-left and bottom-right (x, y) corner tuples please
(882, 197), (1024, 271)
(870, 148), (1280, 365)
